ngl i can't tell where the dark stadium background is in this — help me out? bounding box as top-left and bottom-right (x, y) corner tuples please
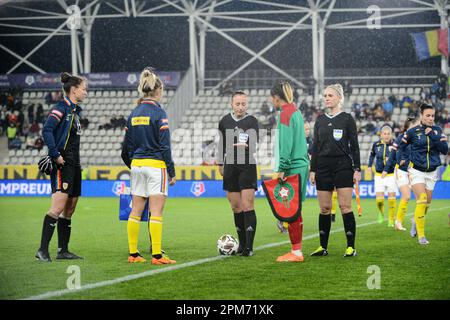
(0, 0), (442, 74)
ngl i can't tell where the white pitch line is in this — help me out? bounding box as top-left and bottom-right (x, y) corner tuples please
(23, 205), (450, 300)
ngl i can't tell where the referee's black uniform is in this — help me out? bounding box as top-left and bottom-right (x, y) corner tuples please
(218, 113), (259, 192)
(310, 111), (360, 256)
(310, 112), (360, 190)
(217, 112), (259, 256)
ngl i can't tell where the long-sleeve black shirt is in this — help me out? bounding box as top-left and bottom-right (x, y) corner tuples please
(217, 113), (259, 166)
(310, 112), (360, 172)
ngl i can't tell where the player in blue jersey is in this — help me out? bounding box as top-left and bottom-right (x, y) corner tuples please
(398, 103), (448, 245)
(383, 117), (419, 232)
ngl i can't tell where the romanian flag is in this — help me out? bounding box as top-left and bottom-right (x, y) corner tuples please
(438, 28), (449, 57)
(411, 30), (440, 61)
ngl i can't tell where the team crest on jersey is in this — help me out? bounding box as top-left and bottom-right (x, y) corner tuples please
(333, 129), (343, 141)
(62, 183), (68, 190)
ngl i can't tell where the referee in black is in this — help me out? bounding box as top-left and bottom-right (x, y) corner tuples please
(217, 90), (259, 257)
(309, 84), (361, 257)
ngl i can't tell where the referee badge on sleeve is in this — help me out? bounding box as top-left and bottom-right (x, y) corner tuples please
(333, 129), (343, 141)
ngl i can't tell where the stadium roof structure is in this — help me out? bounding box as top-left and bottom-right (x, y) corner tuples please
(0, 0), (449, 98)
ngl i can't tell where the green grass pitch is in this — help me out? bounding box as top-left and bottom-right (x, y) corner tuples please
(0, 197), (449, 300)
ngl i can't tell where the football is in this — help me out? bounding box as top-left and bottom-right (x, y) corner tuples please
(217, 234), (239, 256)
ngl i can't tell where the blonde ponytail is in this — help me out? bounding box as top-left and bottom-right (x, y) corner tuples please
(137, 67), (163, 104)
(282, 82), (294, 104)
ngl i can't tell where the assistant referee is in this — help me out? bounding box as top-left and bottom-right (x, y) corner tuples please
(309, 84), (361, 257)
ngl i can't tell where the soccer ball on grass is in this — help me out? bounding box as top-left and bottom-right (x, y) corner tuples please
(217, 234), (239, 255)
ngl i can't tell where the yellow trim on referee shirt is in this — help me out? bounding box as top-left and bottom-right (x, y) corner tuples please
(375, 172), (394, 177)
(131, 158), (166, 168)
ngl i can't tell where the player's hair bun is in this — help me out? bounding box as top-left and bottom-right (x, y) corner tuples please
(60, 72), (72, 84)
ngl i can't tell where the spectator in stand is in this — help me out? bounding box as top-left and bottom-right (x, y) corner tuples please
(437, 73), (447, 100)
(361, 99), (371, 119)
(17, 110), (24, 136)
(400, 96), (412, 109)
(259, 101), (276, 131)
(382, 97), (393, 117)
(373, 104), (385, 121)
(6, 93), (14, 111)
(0, 107), (6, 135)
(34, 136), (44, 150)
(36, 103), (44, 124)
(26, 134), (35, 150)
(352, 101), (362, 120)
(116, 115), (126, 129)
(52, 91), (62, 102)
(408, 101), (419, 118)
(435, 99), (444, 112)
(360, 121), (376, 135)
(436, 109), (449, 127)
(29, 121), (40, 135)
(98, 115), (111, 130)
(8, 112), (18, 125)
(80, 116), (90, 129)
(293, 87), (300, 104)
(388, 94), (397, 107)
(27, 103), (35, 124)
(7, 122), (17, 149)
(431, 80), (440, 104)
(0, 92), (7, 107)
(299, 99), (309, 115)
(110, 115), (118, 128)
(45, 92), (53, 107)
(420, 86), (431, 101)
(392, 122), (401, 137)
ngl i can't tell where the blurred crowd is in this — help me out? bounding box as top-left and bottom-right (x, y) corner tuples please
(1, 87), (45, 150)
(0, 88), (90, 151)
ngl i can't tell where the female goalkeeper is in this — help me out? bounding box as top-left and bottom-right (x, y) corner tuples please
(35, 72), (87, 262)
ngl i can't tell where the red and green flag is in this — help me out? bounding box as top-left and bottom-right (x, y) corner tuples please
(262, 174), (302, 223)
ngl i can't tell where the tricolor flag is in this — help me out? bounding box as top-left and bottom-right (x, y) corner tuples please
(412, 28), (450, 61)
(411, 30), (440, 61)
(438, 28), (449, 57)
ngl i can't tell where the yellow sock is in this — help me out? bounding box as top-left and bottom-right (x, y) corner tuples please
(149, 216), (163, 256)
(414, 194), (427, 238)
(388, 197), (396, 224)
(376, 197), (384, 216)
(331, 191), (337, 214)
(396, 199), (408, 224)
(127, 215), (141, 254)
